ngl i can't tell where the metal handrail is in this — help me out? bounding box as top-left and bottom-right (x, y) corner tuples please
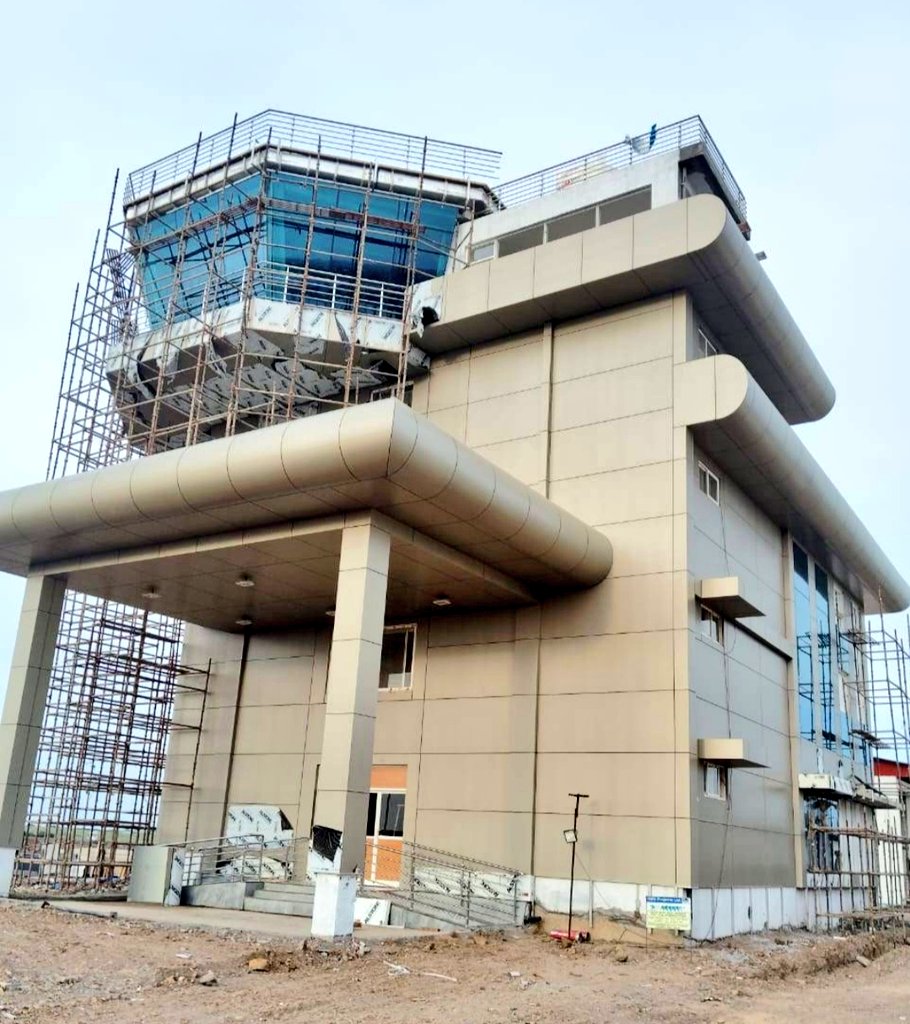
(172, 831), (313, 885)
(494, 115), (747, 224)
(365, 837), (525, 929)
(125, 110), (502, 203)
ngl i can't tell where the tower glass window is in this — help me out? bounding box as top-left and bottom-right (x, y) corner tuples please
(794, 544), (815, 741)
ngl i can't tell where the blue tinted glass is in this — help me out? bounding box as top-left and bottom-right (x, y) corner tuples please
(815, 568), (834, 750)
(794, 544), (814, 741)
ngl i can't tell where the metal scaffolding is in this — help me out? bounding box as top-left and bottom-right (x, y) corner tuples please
(13, 111), (497, 892)
(807, 615), (910, 928)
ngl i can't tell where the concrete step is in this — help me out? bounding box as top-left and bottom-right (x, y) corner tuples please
(258, 881), (315, 899)
(243, 894), (313, 917)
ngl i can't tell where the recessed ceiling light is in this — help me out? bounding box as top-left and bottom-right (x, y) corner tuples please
(141, 586), (160, 599)
(325, 608), (336, 617)
(235, 617), (253, 627)
(432, 595), (452, 607)
(235, 574), (255, 588)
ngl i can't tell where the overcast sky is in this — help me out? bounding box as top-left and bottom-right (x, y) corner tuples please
(1, 0), (908, 702)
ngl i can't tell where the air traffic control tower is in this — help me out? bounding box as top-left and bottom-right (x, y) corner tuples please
(1, 112), (908, 941)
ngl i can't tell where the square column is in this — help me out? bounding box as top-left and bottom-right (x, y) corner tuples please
(309, 521), (390, 939)
(0, 576), (66, 896)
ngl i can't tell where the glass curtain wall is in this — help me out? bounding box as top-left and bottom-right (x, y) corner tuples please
(131, 171), (460, 329)
(794, 544), (815, 741)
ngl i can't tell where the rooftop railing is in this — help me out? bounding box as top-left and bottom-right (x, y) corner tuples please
(494, 115), (747, 224)
(125, 110), (502, 204)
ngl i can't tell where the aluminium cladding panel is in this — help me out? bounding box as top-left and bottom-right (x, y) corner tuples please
(676, 355), (910, 614)
(417, 195), (835, 426)
(0, 400), (612, 592)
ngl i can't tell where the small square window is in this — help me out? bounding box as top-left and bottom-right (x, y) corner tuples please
(699, 604), (724, 645)
(379, 624), (416, 690)
(698, 461), (720, 504)
(470, 240), (496, 263)
(704, 763), (728, 800)
(696, 327), (718, 359)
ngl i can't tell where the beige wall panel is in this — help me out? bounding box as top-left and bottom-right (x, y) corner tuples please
(548, 462), (673, 527)
(468, 434), (548, 485)
(579, 216), (634, 286)
(551, 358), (672, 432)
(227, 752), (305, 808)
(535, 752), (676, 818)
(537, 691), (675, 753)
(472, 435), (546, 486)
(305, 704), (325, 754)
(468, 337), (542, 404)
(632, 202), (687, 267)
(416, 752), (535, 813)
(200, 662), (244, 711)
(533, 232), (583, 297)
(156, 792), (190, 845)
(548, 410), (672, 481)
(198, 704), (240, 755)
(162, 753), (195, 787)
(234, 703), (308, 756)
(552, 300), (673, 383)
(374, 699), (424, 754)
(540, 573), (674, 638)
(414, 808), (533, 871)
(191, 753), (231, 804)
(533, 812), (677, 884)
(247, 630), (316, 661)
(487, 249), (535, 311)
(604, 517), (674, 577)
(427, 608), (526, 648)
(186, 801), (227, 842)
(425, 639), (539, 699)
(182, 624), (244, 666)
(426, 357), (471, 412)
(420, 695), (536, 754)
(442, 260), (490, 321)
(427, 404), (467, 442)
(465, 387), (540, 448)
(240, 655), (314, 707)
(539, 631), (674, 695)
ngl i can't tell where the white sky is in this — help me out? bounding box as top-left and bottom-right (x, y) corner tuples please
(1, 0), (908, 702)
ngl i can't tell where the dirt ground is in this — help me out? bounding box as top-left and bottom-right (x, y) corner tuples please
(2, 901), (910, 1023)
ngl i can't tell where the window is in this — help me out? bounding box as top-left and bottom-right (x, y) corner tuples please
(704, 763), (728, 800)
(546, 206), (596, 242)
(793, 543), (815, 741)
(379, 624), (416, 690)
(699, 604), (724, 645)
(806, 799), (840, 872)
(470, 240), (496, 263)
(597, 187), (651, 227)
(696, 327), (718, 359)
(697, 462), (720, 504)
(498, 224), (545, 258)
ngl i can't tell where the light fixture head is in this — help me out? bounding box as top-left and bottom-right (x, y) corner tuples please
(755, 250), (768, 262)
(141, 586), (160, 600)
(563, 828), (578, 845)
(325, 608), (336, 618)
(235, 617), (253, 627)
(432, 595), (452, 607)
(235, 574), (255, 588)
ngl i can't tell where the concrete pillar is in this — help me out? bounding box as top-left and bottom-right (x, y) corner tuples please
(309, 521), (390, 939)
(0, 576), (66, 896)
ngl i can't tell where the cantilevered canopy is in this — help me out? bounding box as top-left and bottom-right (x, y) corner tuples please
(676, 356), (910, 614)
(0, 400), (612, 628)
(411, 195), (835, 425)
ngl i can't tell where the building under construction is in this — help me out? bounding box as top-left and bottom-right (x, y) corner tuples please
(1, 110), (909, 940)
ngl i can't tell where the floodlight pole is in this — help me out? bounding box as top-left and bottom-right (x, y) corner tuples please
(567, 792), (589, 941)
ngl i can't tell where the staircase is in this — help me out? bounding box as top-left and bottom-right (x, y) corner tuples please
(243, 879), (314, 917)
